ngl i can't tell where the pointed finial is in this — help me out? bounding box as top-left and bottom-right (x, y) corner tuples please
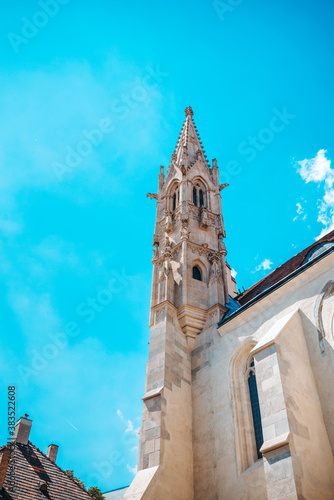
(185, 106), (194, 117)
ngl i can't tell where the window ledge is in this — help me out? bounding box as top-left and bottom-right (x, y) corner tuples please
(260, 432), (290, 454)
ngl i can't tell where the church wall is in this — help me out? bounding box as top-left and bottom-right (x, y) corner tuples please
(191, 252), (334, 499)
(192, 325), (267, 500)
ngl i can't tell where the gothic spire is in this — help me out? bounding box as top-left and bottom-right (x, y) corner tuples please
(171, 106), (210, 170)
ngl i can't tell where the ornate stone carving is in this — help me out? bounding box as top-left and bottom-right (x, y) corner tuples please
(153, 243), (159, 260)
(185, 106), (194, 117)
(181, 226), (191, 240)
(219, 239), (227, 255)
(164, 236), (172, 256)
(161, 211), (173, 234)
(209, 253), (223, 284)
(200, 207), (209, 229)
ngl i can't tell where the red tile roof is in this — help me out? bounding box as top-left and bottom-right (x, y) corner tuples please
(236, 229), (334, 306)
(0, 441), (93, 500)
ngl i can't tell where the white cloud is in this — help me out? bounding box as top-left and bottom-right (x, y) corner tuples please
(127, 464), (137, 475)
(297, 149), (334, 187)
(231, 268), (237, 279)
(296, 150), (334, 239)
(117, 409), (139, 435)
(125, 420), (134, 433)
(254, 258), (273, 273)
(293, 201), (307, 222)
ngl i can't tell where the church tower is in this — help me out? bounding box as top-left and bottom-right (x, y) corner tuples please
(149, 105), (235, 346)
(124, 107), (236, 500)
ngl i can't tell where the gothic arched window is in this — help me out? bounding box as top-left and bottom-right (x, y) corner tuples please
(193, 187), (197, 206)
(172, 187), (179, 211)
(199, 189), (204, 208)
(247, 360), (264, 459)
(192, 266), (202, 281)
(193, 182), (206, 208)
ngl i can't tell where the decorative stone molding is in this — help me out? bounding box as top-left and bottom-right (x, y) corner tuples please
(230, 341), (259, 473)
(177, 304), (207, 340)
(317, 281), (334, 344)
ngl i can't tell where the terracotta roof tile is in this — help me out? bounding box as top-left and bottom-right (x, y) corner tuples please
(1, 441), (93, 500)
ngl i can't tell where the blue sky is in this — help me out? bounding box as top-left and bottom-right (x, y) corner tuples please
(0, 0), (334, 492)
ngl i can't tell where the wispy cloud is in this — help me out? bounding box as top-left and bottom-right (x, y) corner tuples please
(296, 149), (334, 238)
(116, 409), (139, 435)
(253, 258), (273, 273)
(127, 464), (137, 475)
(293, 200), (307, 222)
(231, 268), (237, 279)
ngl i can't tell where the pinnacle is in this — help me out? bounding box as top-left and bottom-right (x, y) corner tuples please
(185, 106), (194, 117)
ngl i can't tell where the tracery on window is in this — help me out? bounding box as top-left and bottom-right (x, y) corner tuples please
(192, 181), (206, 208)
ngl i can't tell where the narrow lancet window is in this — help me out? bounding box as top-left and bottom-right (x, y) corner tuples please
(173, 192), (177, 211)
(193, 187), (197, 206)
(199, 189), (204, 207)
(248, 360), (264, 459)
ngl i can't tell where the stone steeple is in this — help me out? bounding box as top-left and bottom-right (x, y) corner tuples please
(149, 106), (234, 349)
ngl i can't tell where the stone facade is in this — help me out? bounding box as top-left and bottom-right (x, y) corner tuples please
(124, 108), (334, 499)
